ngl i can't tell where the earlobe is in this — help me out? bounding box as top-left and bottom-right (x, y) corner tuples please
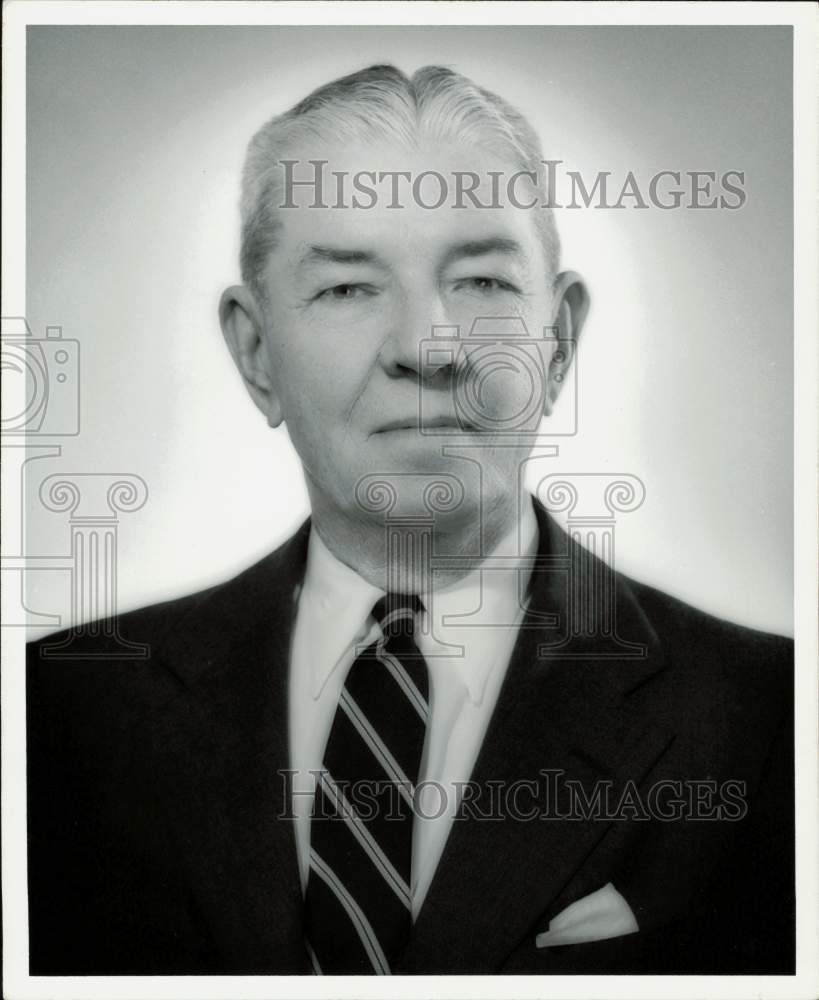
(219, 285), (283, 427)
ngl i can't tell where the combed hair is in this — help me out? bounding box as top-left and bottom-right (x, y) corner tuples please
(240, 64), (560, 298)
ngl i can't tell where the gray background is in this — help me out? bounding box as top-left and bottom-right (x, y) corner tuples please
(25, 25), (793, 636)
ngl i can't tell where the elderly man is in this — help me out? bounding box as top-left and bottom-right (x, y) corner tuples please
(27, 64), (793, 976)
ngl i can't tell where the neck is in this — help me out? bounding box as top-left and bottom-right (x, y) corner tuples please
(306, 484), (528, 593)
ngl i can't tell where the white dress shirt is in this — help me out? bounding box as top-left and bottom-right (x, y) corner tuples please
(288, 497), (538, 918)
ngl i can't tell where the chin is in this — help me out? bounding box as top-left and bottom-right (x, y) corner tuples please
(338, 437), (522, 523)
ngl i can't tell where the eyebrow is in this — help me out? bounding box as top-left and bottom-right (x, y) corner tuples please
(440, 237), (527, 267)
(299, 245), (386, 268)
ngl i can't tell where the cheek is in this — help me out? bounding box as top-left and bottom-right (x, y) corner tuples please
(269, 336), (363, 442)
(272, 310), (383, 411)
(268, 323), (329, 394)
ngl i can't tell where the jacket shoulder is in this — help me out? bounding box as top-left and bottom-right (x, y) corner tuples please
(626, 573), (792, 656)
(26, 518), (311, 665)
(621, 572), (793, 707)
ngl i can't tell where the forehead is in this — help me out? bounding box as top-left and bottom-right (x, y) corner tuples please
(267, 136), (546, 272)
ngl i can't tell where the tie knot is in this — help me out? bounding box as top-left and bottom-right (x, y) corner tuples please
(372, 593), (423, 639)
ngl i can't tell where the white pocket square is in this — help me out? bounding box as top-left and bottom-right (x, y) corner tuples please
(536, 883), (639, 948)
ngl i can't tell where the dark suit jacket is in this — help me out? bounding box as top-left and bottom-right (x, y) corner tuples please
(27, 503), (794, 975)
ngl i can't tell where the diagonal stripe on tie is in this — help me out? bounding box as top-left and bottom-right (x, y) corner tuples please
(339, 690), (415, 805)
(309, 848), (391, 974)
(318, 769), (412, 908)
(376, 647), (429, 722)
(304, 593), (429, 975)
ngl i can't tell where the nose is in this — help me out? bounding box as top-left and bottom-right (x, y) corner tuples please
(379, 291), (453, 381)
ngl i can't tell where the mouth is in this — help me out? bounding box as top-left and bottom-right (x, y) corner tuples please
(375, 415), (475, 433)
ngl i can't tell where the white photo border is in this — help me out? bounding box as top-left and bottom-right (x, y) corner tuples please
(3, 3), (817, 999)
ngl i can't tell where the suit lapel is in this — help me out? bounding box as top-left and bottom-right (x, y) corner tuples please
(149, 520), (311, 972)
(398, 506), (674, 973)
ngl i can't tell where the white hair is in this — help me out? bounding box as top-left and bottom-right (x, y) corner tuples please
(240, 64), (560, 298)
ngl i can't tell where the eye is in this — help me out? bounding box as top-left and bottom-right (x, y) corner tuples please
(457, 276), (518, 294)
(318, 283), (370, 301)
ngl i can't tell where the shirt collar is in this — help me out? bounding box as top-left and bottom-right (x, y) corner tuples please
(299, 527), (384, 699)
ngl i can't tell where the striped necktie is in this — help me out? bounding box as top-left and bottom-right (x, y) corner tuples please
(304, 593), (429, 975)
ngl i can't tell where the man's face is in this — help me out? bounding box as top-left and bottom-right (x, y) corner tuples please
(234, 138), (571, 526)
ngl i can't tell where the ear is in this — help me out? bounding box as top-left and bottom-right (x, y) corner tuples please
(219, 285), (283, 428)
(544, 270), (590, 414)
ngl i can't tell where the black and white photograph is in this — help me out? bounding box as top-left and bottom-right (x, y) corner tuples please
(3, 2), (817, 998)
